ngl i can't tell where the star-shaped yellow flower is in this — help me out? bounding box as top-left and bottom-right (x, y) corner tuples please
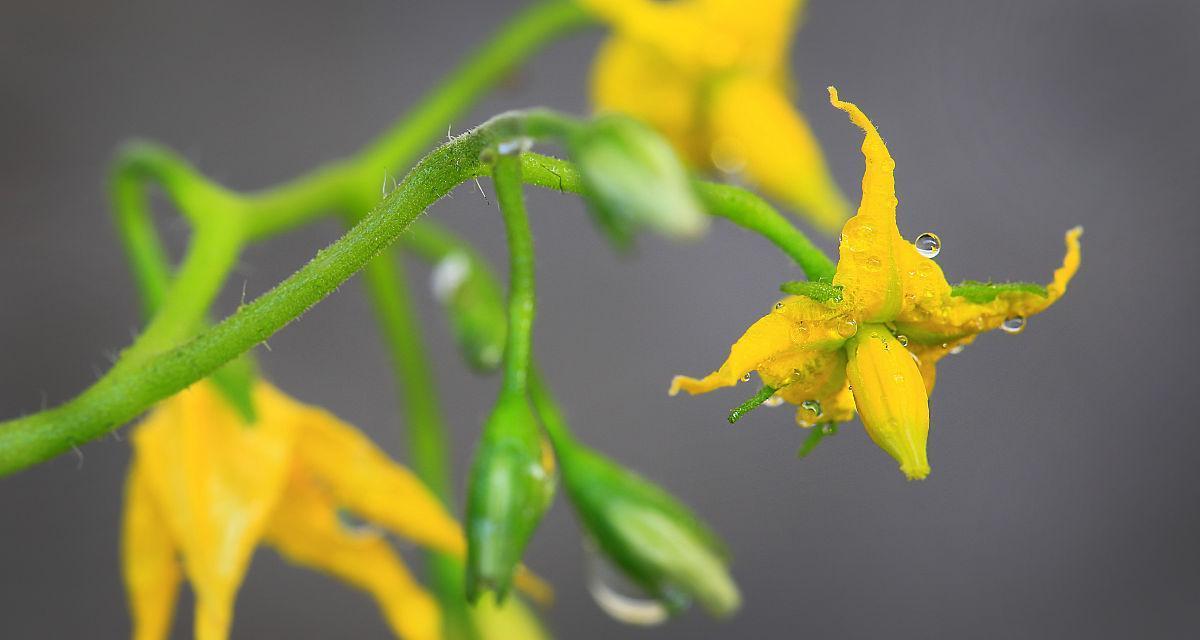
(122, 381), (549, 640)
(671, 88), (1082, 480)
(581, 0), (851, 231)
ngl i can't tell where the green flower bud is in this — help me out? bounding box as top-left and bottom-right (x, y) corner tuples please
(430, 249), (507, 372)
(567, 114), (709, 242)
(465, 393), (556, 602)
(559, 444), (740, 618)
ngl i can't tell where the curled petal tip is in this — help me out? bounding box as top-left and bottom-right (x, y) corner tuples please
(669, 375), (697, 396)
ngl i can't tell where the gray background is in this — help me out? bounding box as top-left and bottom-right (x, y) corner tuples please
(2, 0), (1198, 637)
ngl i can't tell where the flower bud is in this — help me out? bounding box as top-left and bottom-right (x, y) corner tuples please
(430, 250), (507, 372)
(558, 444), (740, 618)
(567, 114), (709, 242)
(844, 324), (931, 480)
(465, 393), (556, 602)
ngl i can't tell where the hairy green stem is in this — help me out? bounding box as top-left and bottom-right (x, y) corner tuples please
(0, 111), (832, 476)
(492, 153), (536, 395)
(519, 154), (837, 281)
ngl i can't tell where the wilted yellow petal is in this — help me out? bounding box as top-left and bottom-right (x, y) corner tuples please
(122, 461), (182, 640)
(671, 295), (846, 396)
(265, 467), (440, 640)
(132, 382), (297, 640)
(710, 76), (850, 231)
(844, 325), (930, 480)
(292, 405), (463, 555)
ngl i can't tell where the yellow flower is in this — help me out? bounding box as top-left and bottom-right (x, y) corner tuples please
(122, 381), (550, 640)
(582, 0), (851, 231)
(671, 88), (1082, 480)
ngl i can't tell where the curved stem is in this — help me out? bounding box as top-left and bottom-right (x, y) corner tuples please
(519, 153), (837, 281)
(0, 112), (835, 476)
(0, 125), (486, 475)
(492, 153), (536, 396)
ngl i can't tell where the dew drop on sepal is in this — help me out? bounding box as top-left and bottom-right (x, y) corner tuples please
(584, 542), (670, 626)
(801, 400), (823, 418)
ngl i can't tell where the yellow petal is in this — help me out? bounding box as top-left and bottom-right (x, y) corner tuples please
(896, 227), (1083, 342)
(671, 295), (847, 396)
(844, 325), (931, 480)
(583, 0), (802, 71)
(776, 376), (856, 426)
(709, 76), (850, 231)
(292, 404), (463, 555)
(827, 87), (905, 322)
(471, 593), (552, 640)
(264, 467), (440, 640)
(122, 461), (182, 640)
(131, 381), (298, 640)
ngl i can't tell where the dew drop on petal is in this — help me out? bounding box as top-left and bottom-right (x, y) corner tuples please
(763, 394), (785, 407)
(914, 232), (941, 258)
(1001, 316), (1026, 334)
(742, 373), (752, 382)
(896, 334), (909, 347)
(774, 301), (785, 311)
(837, 319), (859, 338)
(949, 345), (965, 355)
(585, 542), (670, 626)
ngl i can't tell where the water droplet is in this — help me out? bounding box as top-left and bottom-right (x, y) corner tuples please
(497, 137), (533, 155)
(864, 256), (882, 271)
(710, 137), (747, 175)
(742, 373), (752, 382)
(837, 319), (859, 338)
(820, 424), (836, 436)
(1001, 316), (1026, 334)
(949, 345), (965, 355)
(774, 301), (785, 311)
(801, 400), (823, 417)
(430, 252), (471, 302)
(896, 334), (909, 346)
(763, 395), (785, 407)
(914, 232), (941, 258)
(585, 542), (670, 626)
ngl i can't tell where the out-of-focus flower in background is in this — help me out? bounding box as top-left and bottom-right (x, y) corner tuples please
(581, 0), (851, 231)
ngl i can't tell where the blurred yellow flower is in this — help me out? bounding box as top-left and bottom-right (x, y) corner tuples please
(672, 88), (1082, 480)
(122, 381), (550, 640)
(582, 0), (851, 231)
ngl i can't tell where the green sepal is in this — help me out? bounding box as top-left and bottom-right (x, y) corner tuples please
(780, 280), (843, 303)
(950, 280), (1047, 304)
(796, 423), (838, 459)
(727, 385), (776, 424)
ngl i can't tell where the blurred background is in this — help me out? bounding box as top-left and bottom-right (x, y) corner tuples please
(2, 0), (1199, 637)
